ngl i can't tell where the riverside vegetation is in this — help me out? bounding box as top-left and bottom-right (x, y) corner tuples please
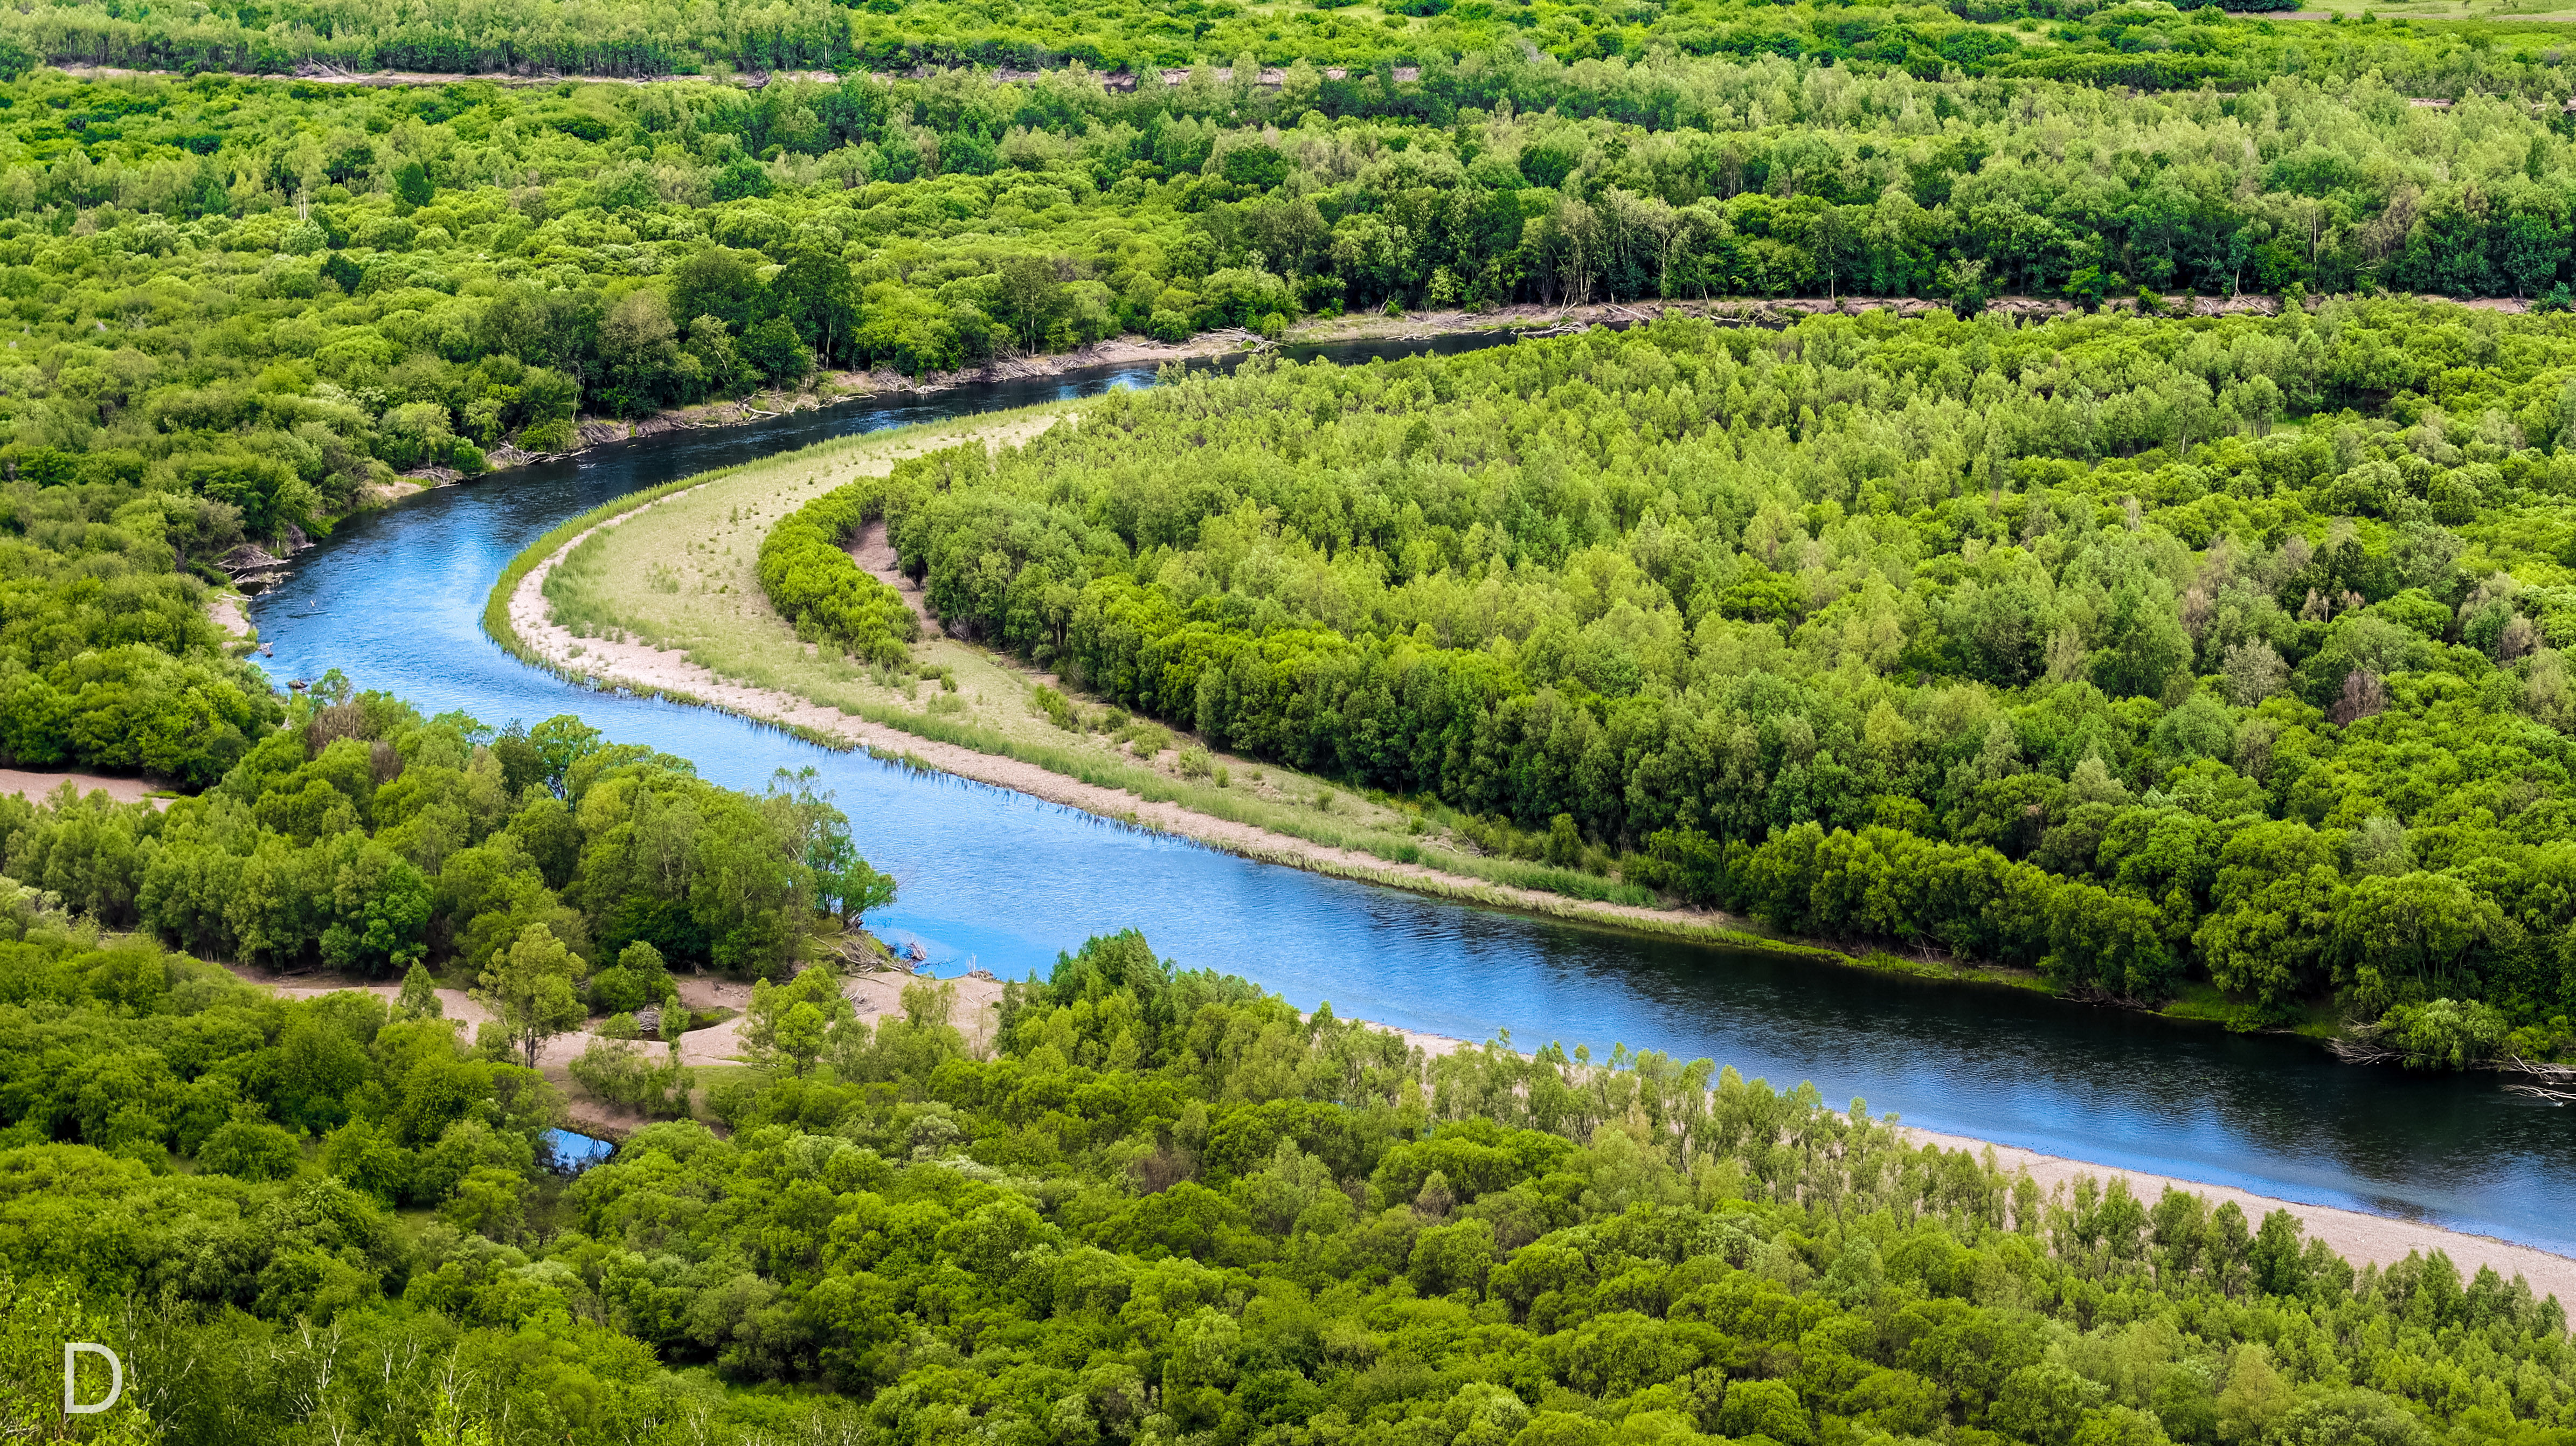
(30, 14), (2576, 787)
(6, 881), (2576, 1444)
(538, 410), (1698, 915)
(22, 25), (2576, 556)
(752, 308), (2576, 1068)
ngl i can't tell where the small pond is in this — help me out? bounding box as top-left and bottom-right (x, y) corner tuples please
(543, 1128), (618, 1174)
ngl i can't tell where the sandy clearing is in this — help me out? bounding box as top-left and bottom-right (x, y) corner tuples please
(676, 967), (1006, 1050)
(1, 769), (164, 807)
(234, 957), (1003, 1071)
(228, 958), (1007, 1143)
(849, 517), (943, 636)
(233, 964), (728, 1069)
(206, 593), (254, 646)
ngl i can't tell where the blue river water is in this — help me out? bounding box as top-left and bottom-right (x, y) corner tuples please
(248, 339), (2576, 1255)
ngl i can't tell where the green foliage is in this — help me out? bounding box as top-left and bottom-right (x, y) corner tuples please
(0, 0), (2554, 87)
(567, 1034), (691, 1116)
(834, 308), (2576, 1034)
(0, 697), (876, 981)
(0, 474), (283, 783)
(2374, 996), (2511, 1070)
(742, 964), (856, 1075)
(18, 39), (2576, 551)
(756, 475), (919, 668)
(474, 921), (585, 1067)
(198, 1108), (302, 1180)
(24, 922), (2574, 1444)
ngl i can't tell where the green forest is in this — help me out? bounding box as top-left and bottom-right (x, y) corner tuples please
(11, 0), (2576, 1438)
(14, 27), (2576, 583)
(757, 308), (2576, 1061)
(0, 682), (891, 981)
(0, 0), (2568, 89)
(5, 875), (2576, 1444)
(6, 15), (2576, 612)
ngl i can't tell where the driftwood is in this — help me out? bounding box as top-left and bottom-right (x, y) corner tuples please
(2326, 1036), (2405, 1066)
(2502, 1054), (2576, 1084)
(2331, 1041), (2576, 1096)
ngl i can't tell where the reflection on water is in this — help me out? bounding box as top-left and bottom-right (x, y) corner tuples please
(543, 1128), (617, 1174)
(253, 338), (2576, 1255)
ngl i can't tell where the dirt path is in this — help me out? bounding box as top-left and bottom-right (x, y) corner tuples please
(234, 957), (1005, 1067)
(230, 958), (1006, 1141)
(849, 518), (943, 636)
(1, 769), (164, 807)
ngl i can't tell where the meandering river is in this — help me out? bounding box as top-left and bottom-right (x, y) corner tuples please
(250, 340), (2576, 1255)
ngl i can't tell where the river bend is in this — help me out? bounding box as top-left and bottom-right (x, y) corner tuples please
(249, 343), (2576, 1255)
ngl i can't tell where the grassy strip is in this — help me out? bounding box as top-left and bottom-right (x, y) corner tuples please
(477, 435), (1778, 942)
(477, 425), (2185, 1009)
(482, 421), (923, 667)
(483, 476), (735, 659)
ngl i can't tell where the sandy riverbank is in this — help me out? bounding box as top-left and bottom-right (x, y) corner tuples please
(1902, 1125), (2576, 1306)
(1377, 1021), (2576, 1304)
(499, 459), (1815, 957)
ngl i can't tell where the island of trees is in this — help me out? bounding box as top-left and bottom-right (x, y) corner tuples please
(754, 309), (2576, 1069)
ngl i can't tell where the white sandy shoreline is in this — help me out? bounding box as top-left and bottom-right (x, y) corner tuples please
(1379, 1015), (2576, 1304)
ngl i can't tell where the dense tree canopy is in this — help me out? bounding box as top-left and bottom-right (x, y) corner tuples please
(0, 467), (281, 785)
(10, 29), (2576, 569)
(1, 687), (853, 979)
(0, 0), (2562, 91)
(3, 915), (2571, 1443)
(23, 37), (2576, 529)
(759, 307), (2576, 1055)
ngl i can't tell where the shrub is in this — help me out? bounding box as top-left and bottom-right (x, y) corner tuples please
(756, 480), (917, 668)
(199, 1113), (301, 1180)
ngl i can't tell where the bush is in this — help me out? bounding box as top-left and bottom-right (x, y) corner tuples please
(2379, 998), (2509, 1070)
(588, 965), (650, 1014)
(569, 1036), (693, 1117)
(756, 479), (918, 668)
(199, 1113), (301, 1180)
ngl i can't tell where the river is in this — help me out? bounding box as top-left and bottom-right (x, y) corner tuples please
(250, 339), (2576, 1256)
